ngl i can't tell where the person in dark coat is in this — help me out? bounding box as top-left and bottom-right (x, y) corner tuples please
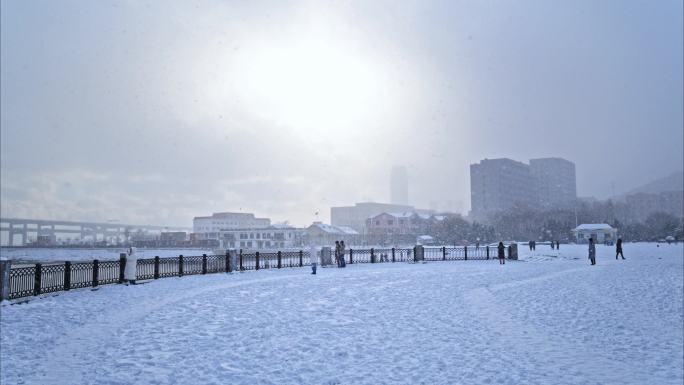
(529, 241), (533, 251)
(556, 240), (560, 250)
(339, 241), (346, 267)
(497, 242), (506, 265)
(334, 241), (341, 267)
(616, 238), (625, 260)
(588, 237), (596, 265)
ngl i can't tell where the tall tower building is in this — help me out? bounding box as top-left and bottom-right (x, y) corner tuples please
(390, 165), (409, 205)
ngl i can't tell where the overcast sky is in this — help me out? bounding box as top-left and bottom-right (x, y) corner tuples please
(1, 0), (682, 227)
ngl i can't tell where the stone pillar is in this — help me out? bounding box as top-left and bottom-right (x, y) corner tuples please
(0, 260), (11, 300)
(320, 247), (333, 266)
(414, 245), (424, 262)
(508, 243), (518, 260)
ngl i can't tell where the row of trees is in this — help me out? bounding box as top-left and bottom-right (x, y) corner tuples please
(429, 200), (683, 244)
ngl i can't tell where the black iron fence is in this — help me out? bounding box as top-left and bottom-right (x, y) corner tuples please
(2, 245), (513, 300)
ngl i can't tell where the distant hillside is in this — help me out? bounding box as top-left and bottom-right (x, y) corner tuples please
(625, 171), (684, 195)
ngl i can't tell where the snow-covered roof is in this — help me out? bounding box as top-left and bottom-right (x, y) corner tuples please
(336, 226), (359, 235)
(309, 223), (359, 235)
(574, 224), (614, 231)
(417, 235), (434, 240)
(386, 212), (416, 218)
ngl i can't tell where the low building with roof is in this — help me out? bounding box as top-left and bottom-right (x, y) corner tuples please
(572, 224), (618, 244)
(306, 222), (360, 246)
(365, 212), (446, 245)
(217, 225), (304, 249)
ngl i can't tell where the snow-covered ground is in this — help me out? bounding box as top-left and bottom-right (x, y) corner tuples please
(1, 243), (682, 384)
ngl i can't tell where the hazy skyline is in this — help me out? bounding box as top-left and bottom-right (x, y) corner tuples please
(2, 0), (682, 227)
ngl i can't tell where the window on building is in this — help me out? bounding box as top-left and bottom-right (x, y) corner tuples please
(388, 220), (394, 226)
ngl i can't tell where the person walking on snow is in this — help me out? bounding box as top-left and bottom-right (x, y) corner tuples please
(309, 244), (318, 274)
(124, 247), (138, 284)
(616, 238), (625, 260)
(497, 242), (506, 265)
(588, 237), (596, 265)
(339, 241), (347, 267)
(334, 241), (340, 267)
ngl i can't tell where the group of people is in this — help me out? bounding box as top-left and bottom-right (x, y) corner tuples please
(588, 237), (625, 265)
(334, 240), (347, 268)
(528, 240), (561, 250)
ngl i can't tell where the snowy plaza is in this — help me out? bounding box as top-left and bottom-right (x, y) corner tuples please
(0, 242), (682, 384)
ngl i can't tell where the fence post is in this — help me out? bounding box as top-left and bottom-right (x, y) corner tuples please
(464, 246), (468, 261)
(442, 247), (446, 261)
(154, 256), (160, 279)
(34, 263), (42, 296)
(255, 252), (260, 270)
(179, 255), (184, 277)
(202, 254), (208, 274)
(0, 260), (11, 300)
(225, 251), (232, 273)
(371, 248), (375, 263)
(92, 260), (99, 288)
(64, 261), (71, 291)
(277, 251), (282, 269)
(391, 248), (395, 263)
(239, 249), (244, 271)
(119, 253), (126, 284)
(299, 250), (303, 267)
(349, 249), (353, 264)
(486, 246), (490, 260)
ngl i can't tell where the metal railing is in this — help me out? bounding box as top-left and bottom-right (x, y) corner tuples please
(2, 245), (512, 300)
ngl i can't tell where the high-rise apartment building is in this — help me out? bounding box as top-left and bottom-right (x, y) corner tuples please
(469, 157), (576, 220)
(529, 158), (577, 209)
(470, 158), (537, 220)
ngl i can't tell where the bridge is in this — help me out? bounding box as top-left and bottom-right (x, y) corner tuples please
(0, 218), (191, 247)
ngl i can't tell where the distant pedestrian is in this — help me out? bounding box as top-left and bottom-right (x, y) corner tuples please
(551, 242), (555, 250)
(309, 244), (318, 274)
(556, 240), (560, 250)
(497, 242), (506, 264)
(532, 240), (536, 251)
(529, 241), (533, 251)
(588, 238), (596, 265)
(334, 241), (341, 267)
(124, 247), (138, 284)
(339, 241), (347, 267)
(476, 241), (480, 250)
(616, 238), (625, 260)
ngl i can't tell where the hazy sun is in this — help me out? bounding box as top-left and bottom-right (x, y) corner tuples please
(233, 35), (387, 141)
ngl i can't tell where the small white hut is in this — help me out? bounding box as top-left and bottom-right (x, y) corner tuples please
(573, 224), (617, 244)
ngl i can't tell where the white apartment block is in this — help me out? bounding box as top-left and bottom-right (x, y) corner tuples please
(218, 226), (305, 250)
(193, 212), (271, 240)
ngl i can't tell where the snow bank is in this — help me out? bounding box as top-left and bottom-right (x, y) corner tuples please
(1, 243), (682, 384)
